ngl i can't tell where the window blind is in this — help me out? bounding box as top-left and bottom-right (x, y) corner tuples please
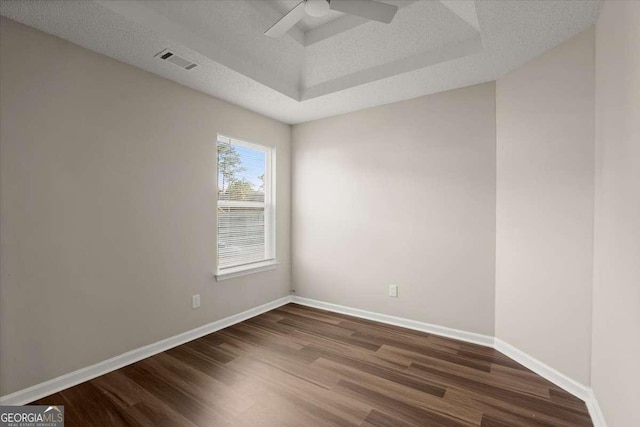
(217, 135), (274, 270)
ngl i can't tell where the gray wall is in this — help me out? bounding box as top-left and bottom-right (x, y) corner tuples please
(0, 17), (291, 395)
(592, 2), (640, 425)
(495, 28), (595, 386)
(292, 82), (496, 336)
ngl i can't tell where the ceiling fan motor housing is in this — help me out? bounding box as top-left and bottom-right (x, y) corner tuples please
(266, 0), (398, 38)
(305, 0), (331, 17)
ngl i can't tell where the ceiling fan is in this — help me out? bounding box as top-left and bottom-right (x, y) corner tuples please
(265, 0), (398, 38)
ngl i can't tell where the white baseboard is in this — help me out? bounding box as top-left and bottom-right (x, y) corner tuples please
(292, 297), (606, 427)
(1, 294), (607, 427)
(0, 295), (293, 406)
(291, 296), (495, 347)
(584, 389), (608, 427)
(493, 338), (590, 400)
(494, 338), (607, 427)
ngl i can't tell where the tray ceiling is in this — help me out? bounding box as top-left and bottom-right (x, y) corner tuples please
(0, 0), (601, 124)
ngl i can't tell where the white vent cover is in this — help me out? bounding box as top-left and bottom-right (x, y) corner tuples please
(154, 49), (198, 70)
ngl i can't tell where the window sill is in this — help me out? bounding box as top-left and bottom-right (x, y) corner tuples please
(215, 261), (279, 281)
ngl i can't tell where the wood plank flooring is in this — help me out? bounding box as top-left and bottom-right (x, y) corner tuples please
(31, 303), (593, 426)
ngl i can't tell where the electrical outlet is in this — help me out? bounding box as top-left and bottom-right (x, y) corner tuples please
(389, 284), (398, 298)
(192, 294), (201, 309)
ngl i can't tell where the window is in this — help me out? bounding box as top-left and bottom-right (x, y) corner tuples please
(215, 135), (276, 280)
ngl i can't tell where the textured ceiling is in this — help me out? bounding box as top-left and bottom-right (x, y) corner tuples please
(0, 0), (601, 124)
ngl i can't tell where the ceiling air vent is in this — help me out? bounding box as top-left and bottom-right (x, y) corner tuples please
(154, 49), (198, 71)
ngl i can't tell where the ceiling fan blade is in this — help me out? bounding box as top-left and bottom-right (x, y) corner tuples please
(329, 0), (398, 24)
(265, 1), (307, 38)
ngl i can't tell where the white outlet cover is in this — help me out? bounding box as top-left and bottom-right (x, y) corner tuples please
(389, 284), (398, 297)
(192, 294), (201, 308)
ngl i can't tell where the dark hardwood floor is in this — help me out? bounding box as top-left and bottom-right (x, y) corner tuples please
(32, 303), (593, 426)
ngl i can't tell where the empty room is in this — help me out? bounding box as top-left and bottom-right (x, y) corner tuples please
(0, 0), (637, 426)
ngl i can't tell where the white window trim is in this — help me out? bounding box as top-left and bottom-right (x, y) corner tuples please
(215, 260), (279, 281)
(215, 134), (277, 280)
